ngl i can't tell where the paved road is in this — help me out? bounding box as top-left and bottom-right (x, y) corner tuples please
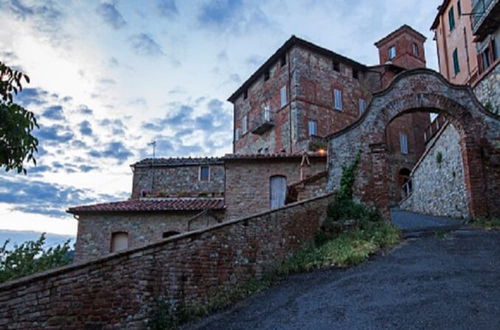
(185, 213), (500, 330)
(391, 208), (463, 234)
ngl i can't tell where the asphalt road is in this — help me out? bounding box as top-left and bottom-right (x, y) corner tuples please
(185, 213), (500, 330)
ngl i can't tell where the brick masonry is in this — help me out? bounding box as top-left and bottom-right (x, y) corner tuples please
(473, 61), (500, 115)
(400, 123), (469, 218)
(327, 68), (500, 219)
(0, 193), (334, 329)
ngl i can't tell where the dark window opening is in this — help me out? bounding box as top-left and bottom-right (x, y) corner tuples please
(352, 69), (359, 79)
(200, 165), (210, 181)
(280, 55), (286, 67)
(453, 48), (460, 74)
(412, 43), (419, 56)
(163, 231), (180, 239)
(243, 89), (248, 99)
(264, 70), (270, 81)
(457, 1), (462, 16)
(333, 61), (340, 72)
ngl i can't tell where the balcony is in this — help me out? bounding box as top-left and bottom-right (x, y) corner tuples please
(471, 0), (500, 40)
(251, 107), (274, 135)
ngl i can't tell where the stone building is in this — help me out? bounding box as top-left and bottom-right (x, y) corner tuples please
(69, 25), (434, 263)
(431, 0), (499, 113)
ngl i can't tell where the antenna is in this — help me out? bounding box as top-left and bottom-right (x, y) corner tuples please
(148, 140), (157, 159)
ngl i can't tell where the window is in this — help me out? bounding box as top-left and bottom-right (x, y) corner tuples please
(448, 6), (455, 31)
(333, 89), (342, 111)
(412, 43), (419, 56)
(457, 1), (462, 16)
(333, 61), (340, 72)
(199, 165), (210, 181)
(110, 232), (128, 253)
(242, 115), (247, 134)
(389, 46), (396, 60)
(400, 133), (408, 154)
(480, 47), (491, 71)
(280, 55), (286, 67)
(243, 89), (248, 100)
(352, 69), (359, 79)
(234, 128), (240, 141)
(308, 120), (317, 136)
(452, 48), (460, 74)
(359, 98), (366, 115)
(163, 231), (180, 239)
(264, 70), (270, 81)
(263, 104), (271, 121)
(280, 86), (287, 107)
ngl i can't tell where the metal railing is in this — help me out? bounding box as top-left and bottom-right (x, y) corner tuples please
(471, 0), (496, 31)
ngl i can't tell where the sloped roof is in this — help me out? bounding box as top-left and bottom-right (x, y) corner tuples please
(132, 157), (224, 168)
(374, 25), (427, 47)
(223, 152), (327, 161)
(67, 198), (225, 215)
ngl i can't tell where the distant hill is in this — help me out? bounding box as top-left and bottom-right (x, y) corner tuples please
(0, 230), (75, 249)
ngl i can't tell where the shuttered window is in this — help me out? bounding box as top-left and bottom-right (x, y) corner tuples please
(242, 115), (247, 134)
(400, 133), (408, 154)
(359, 98), (366, 115)
(308, 120), (317, 136)
(280, 86), (287, 107)
(199, 166), (210, 181)
(453, 48), (460, 74)
(111, 232), (128, 252)
(448, 6), (455, 31)
(333, 89), (342, 110)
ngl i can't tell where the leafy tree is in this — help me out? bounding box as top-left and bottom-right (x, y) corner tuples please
(0, 233), (72, 283)
(0, 61), (38, 173)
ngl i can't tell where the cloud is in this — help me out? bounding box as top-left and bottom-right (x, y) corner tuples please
(96, 2), (126, 29)
(35, 124), (74, 143)
(42, 105), (65, 120)
(0, 174), (117, 218)
(14, 88), (48, 107)
(129, 33), (164, 56)
(79, 105), (93, 115)
(99, 118), (126, 135)
(157, 0), (178, 17)
(79, 120), (93, 136)
(198, 0), (243, 27)
(88, 141), (134, 164)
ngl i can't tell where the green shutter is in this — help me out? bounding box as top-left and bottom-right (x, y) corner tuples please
(453, 49), (460, 74)
(448, 7), (455, 31)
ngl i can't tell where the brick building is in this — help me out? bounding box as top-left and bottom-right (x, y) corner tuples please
(70, 25), (433, 262)
(431, 0), (499, 112)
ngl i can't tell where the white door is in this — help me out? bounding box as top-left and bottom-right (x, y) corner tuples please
(270, 176), (287, 209)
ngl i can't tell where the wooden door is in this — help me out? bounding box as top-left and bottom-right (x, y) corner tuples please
(270, 175), (287, 209)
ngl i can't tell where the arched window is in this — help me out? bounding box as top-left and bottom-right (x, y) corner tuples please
(270, 175), (287, 209)
(162, 231), (180, 239)
(110, 232), (128, 252)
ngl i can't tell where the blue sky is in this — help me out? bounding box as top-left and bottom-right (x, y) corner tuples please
(0, 0), (442, 236)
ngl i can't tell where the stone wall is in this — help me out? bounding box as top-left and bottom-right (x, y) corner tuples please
(74, 211), (222, 263)
(473, 60), (500, 115)
(400, 124), (469, 218)
(224, 157), (326, 219)
(131, 163), (225, 199)
(0, 193), (334, 329)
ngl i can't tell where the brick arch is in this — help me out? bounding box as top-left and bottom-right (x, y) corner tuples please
(327, 69), (500, 219)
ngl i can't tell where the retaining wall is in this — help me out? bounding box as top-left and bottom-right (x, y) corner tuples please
(0, 193), (334, 329)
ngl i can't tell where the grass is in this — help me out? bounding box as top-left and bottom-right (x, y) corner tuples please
(149, 221), (401, 329)
(466, 217), (500, 230)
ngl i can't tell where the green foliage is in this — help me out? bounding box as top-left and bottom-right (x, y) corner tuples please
(465, 217), (500, 230)
(484, 101), (498, 114)
(336, 152), (361, 202)
(436, 151), (443, 164)
(0, 233), (72, 283)
(0, 61), (38, 174)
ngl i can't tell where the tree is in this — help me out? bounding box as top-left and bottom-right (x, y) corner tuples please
(0, 233), (72, 283)
(0, 61), (38, 173)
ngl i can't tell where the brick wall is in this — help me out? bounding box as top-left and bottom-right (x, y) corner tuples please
(224, 157), (326, 219)
(400, 124), (469, 218)
(74, 211), (223, 263)
(0, 193), (334, 329)
(131, 164), (225, 199)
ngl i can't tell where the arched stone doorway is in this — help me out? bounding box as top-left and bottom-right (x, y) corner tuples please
(326, 69), (500, 219)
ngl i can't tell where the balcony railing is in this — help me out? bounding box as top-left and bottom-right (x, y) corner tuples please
(251, 107), (274, 135)
(471, 0), (498, 33)
(424, 114), (448, 144)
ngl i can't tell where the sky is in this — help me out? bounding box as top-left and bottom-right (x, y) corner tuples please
(0, 0), (443, 238)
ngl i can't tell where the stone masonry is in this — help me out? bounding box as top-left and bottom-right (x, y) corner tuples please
(473, 61), (500, 115)
(0, 193), (334, 329)
(400, 123), (469, 218)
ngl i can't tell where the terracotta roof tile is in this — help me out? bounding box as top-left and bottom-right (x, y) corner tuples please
(223, 152), (327, 160)
(132, 157), (223, 167)
(67, 198), (225, 215)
